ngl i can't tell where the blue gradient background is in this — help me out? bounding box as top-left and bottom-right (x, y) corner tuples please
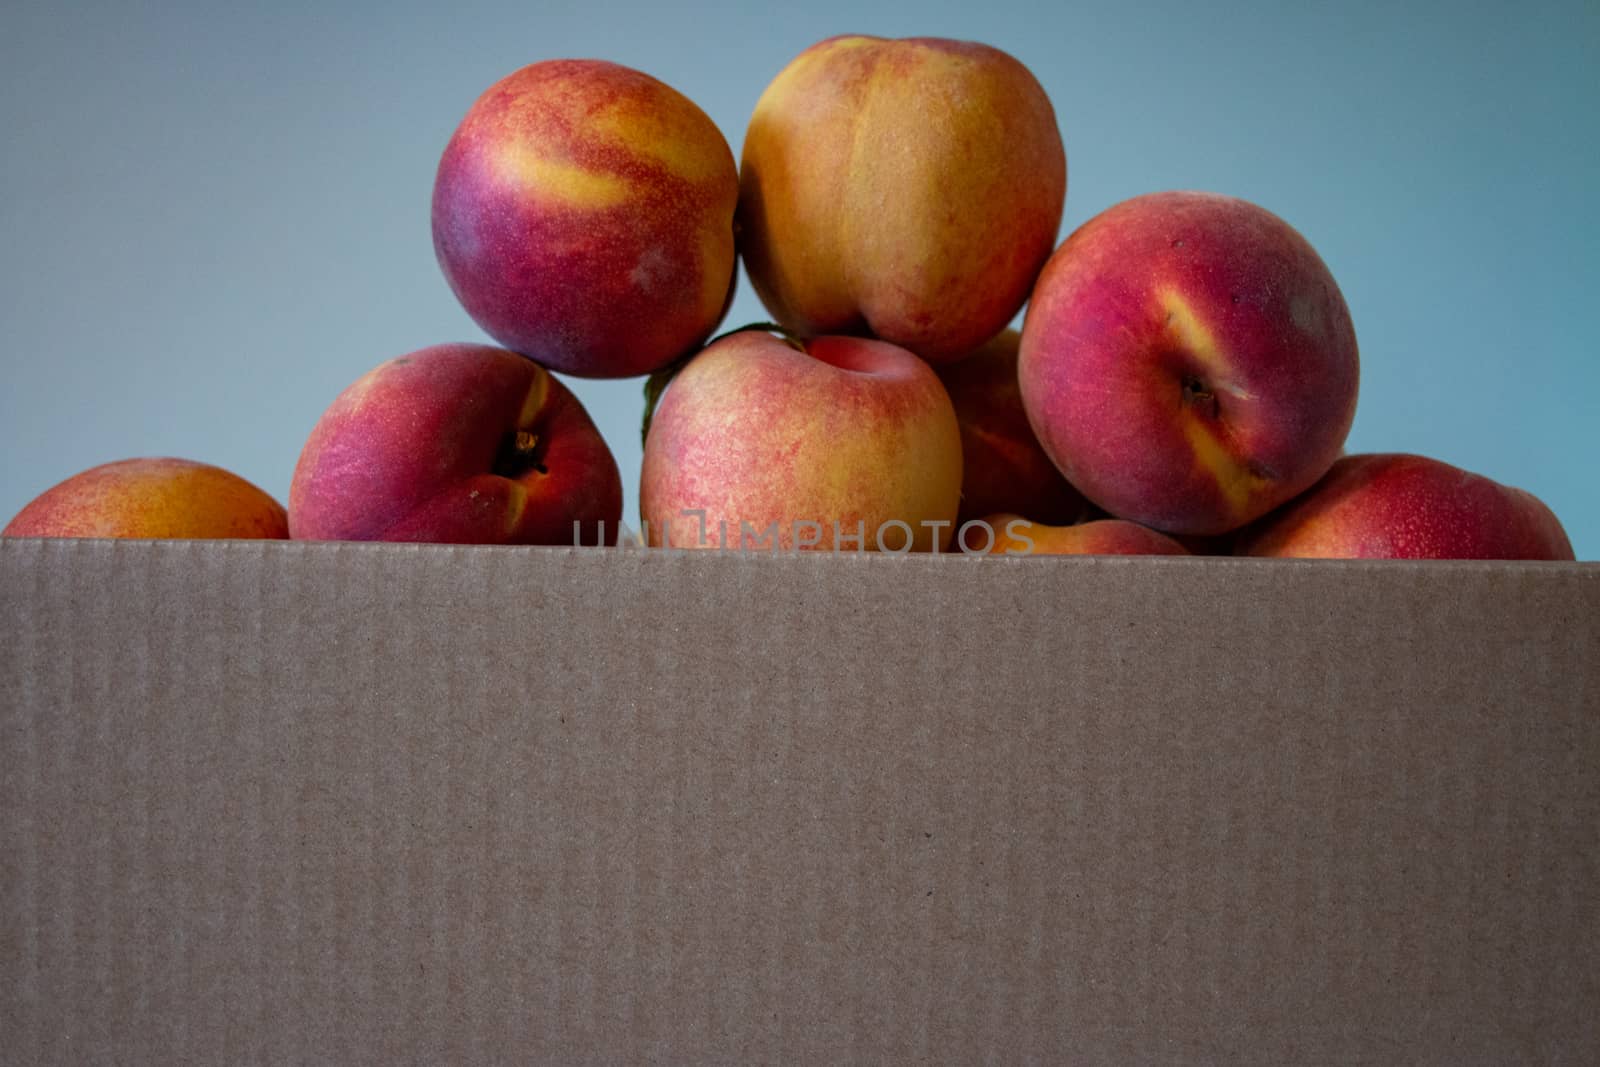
(2, 2), (1595, 556)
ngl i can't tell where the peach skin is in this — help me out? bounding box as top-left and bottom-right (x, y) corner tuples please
(937, 330), (1087, 527)
(433, 60), (738, 378)
(640, 329), (962, 551)
(738, 36), (1065, 363)
(1020, 191), (1359, 536)
(3, 458), (288, 539)
(290, 344), (622, 545)
(1236, 453), (1575, 560)
(979, 514), (1189, 556)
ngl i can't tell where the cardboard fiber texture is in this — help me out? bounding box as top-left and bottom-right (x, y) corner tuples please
(2, 538), (1597, 1064)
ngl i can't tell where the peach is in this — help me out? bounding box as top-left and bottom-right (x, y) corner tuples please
(289, 344), (622, 545)
(737, 36), (1065, 363)
(640, 330), (962, 551)
(432, 60), (738, 378)
(3, 458), (287, 539)
(936, 330), (1087, 527)
(979, 514), (1188, 556)
(1236, 453), (1575, 560)
(1020, 191), (1359, 536)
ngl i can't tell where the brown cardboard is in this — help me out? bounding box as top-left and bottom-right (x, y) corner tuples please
(2, 537), (1597, 1064)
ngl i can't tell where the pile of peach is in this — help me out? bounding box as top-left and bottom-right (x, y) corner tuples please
(4, 37), (1575, 560)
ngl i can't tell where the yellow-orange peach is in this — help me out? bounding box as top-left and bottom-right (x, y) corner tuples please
(738, 36), (1065, 364)
(3, 458), (288, 539)
(979, 514), (1189, 556)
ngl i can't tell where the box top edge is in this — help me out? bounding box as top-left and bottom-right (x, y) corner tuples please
(1, 536), (1595, 575)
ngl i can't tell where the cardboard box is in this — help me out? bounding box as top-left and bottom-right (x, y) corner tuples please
(2, 537), (1596, 1063)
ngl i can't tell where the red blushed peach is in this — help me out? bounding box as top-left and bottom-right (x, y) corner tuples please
(289, 344), (621, 545)
(936, 330), (1087, 527)
(1020, 191), (1359, 536)
(640, 330), (962, 551)
(979, 514), (1189, 556)
(433, 60), (737, 378)
(3, 458), (287, 539)
(738, 36), (1065, 363)
(1236, 453), (1575, 560)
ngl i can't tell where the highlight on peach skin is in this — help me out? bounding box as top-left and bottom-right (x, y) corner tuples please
(1020, 190), (1359, 537)
(1235, 453), (1575, 560)
(289, 343), (622, 545)
(640, 328), (962, 551)
(738, 35), (1065, 363)
(433, 59), (738, 379)
(3, 458), (288, 539)
(979, 514), (1190, 556)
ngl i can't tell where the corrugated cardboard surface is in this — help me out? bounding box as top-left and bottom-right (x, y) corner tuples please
(2, 539), (1597, 1064)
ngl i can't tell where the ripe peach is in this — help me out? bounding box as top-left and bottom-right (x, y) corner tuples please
(3, 458), (287, 539)
(936, 330), (1087, 527)
(979, 514), (1189, 556)
(1236, 453), (1575, 560)
(433, 60), (738, 378)
(1020, 191), (1359, 536)
(738, 36), (1065, 363)
(289, 344), (621, 545)
(640, 329), (961, 551)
